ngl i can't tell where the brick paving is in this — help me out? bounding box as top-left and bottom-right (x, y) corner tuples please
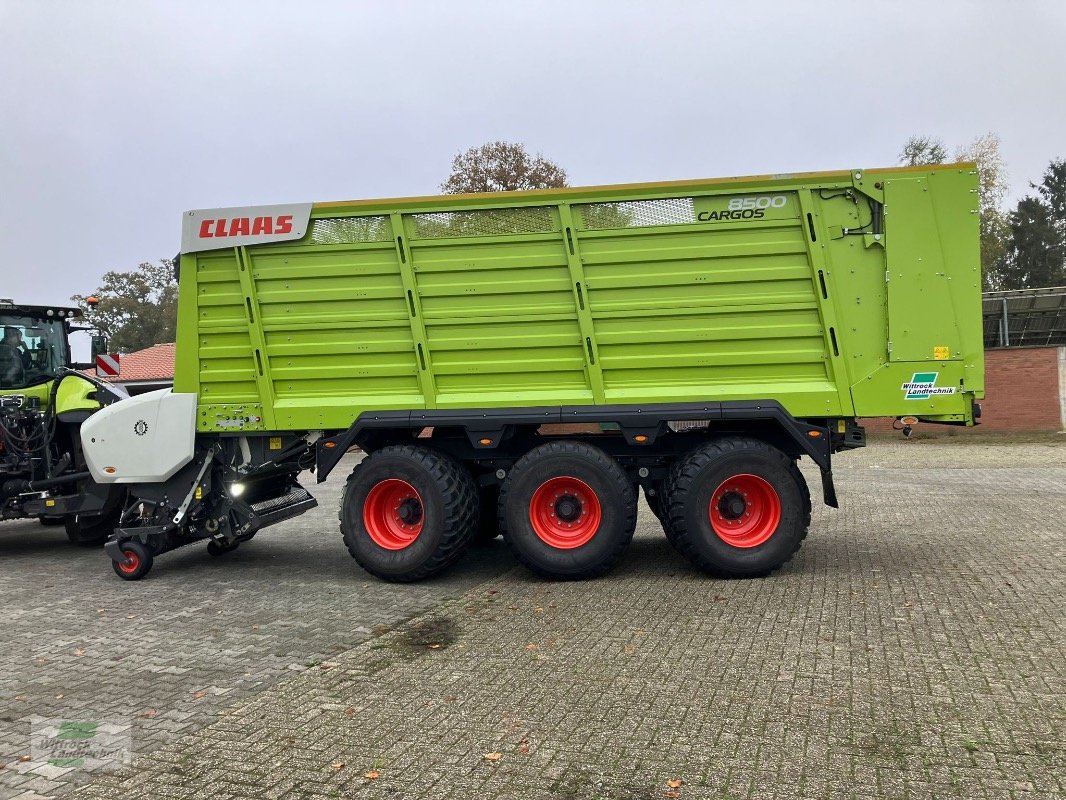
(1, 440), (1064, 799)
(0, 454), (512, 799)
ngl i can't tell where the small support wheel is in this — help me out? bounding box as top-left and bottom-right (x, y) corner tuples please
(111, 540), (153, 581)
(207, 539), (239, 557)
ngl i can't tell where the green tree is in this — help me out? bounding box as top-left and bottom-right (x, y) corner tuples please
(899, 135), (947, 166)
(1003, 159), (1066, 289)
(441, 141), (568, 193)
(71, 259), (178, 352)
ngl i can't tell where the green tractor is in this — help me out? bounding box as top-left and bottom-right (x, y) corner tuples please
(0, 298), (128, 544)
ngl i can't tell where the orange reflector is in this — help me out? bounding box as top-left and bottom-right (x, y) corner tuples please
(479, 438), (493, 445)
(323, 442), (337, 449)
(901, 416), (918, 425)
(633, 434), (648, 443)
(807, 431), (822, 438)
(104, 467), (116, 474)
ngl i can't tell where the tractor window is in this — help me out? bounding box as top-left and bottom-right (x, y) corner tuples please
(0, 316), (69, 389)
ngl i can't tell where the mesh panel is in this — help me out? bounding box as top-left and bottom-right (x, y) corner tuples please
(409, 206), (556, 239)
(309, 216), (392, 244)
(578, 197), (697, 230)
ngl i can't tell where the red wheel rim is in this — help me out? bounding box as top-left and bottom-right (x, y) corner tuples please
(117, 549), (140, 575)
(709, 473), (781, 548)
(529, 476), (602, 549)
(363, 479), (425, 550)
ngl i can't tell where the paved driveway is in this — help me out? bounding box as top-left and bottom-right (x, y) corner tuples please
(0, 454), (513, 799)
(2, 440), (1064, 799)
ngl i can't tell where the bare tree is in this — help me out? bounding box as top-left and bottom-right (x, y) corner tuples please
(441, 141), (568, 193)
(956, 133), (1010, 288)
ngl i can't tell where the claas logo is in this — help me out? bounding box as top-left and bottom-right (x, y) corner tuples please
(197, 215), (294, 240)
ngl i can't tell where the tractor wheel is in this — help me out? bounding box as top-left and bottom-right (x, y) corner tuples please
(111, 540), (153, 581)
(662, 438), (811, 578)
(500, 440), (636, 580)
(339, 445), (479, 582)
(65, 487), (126, 547)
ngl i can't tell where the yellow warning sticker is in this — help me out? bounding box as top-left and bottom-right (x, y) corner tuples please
(933, 346), (950, 360)
(269, 437), (283, 450)
(837, 420), (846, 433)
(45, 499), (56, 507)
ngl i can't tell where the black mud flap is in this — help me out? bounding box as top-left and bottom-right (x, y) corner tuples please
(821, 469), (839, 509)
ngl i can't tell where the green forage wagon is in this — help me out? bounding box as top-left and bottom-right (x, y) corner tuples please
(80, 164), (984, 581)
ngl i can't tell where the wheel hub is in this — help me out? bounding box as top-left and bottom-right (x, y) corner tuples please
(554, 494), (581, 522)
(718, 491), (747, 520)
(396, 497), (423, 526)
(708, 474), (782, 548)
(363, 479), (425, 550)
(529, 476), (602, 549)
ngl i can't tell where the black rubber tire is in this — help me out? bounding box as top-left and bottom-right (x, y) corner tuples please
(65, 487), (126, 547)
(38, 515), (65, 526)
(339, 446), (479, 582)
(662, 438), (811, 578)
(111, 540), (153, 581)
(499, 440), (636, 580)
(207, 540), (239, 556)
(475, 485), (502, 543)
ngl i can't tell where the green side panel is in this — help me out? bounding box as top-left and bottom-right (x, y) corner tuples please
(55, 375), (100, 414)
(407, 209), (597, 407)
(177, 165), (984, 432)
(844, 167), (984, 420)
(577, 195), (839, 415)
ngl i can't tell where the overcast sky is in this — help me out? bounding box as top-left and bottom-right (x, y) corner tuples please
(2, 0), (1064, 307)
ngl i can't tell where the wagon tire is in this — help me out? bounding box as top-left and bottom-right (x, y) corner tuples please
(663, 438), (811, 577)
(500, 440), (636, 580)
(111, 540), (153, 581)
(340, 446), (479, 582)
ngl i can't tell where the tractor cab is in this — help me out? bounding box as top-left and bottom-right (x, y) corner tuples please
(0, 301), (82, 393)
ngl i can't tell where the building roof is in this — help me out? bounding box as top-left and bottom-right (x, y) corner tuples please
(983, 287), (1066, 348)
(83, 342), (175, 384)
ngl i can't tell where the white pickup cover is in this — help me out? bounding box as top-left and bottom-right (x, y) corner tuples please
(81, 389), (197, 483)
